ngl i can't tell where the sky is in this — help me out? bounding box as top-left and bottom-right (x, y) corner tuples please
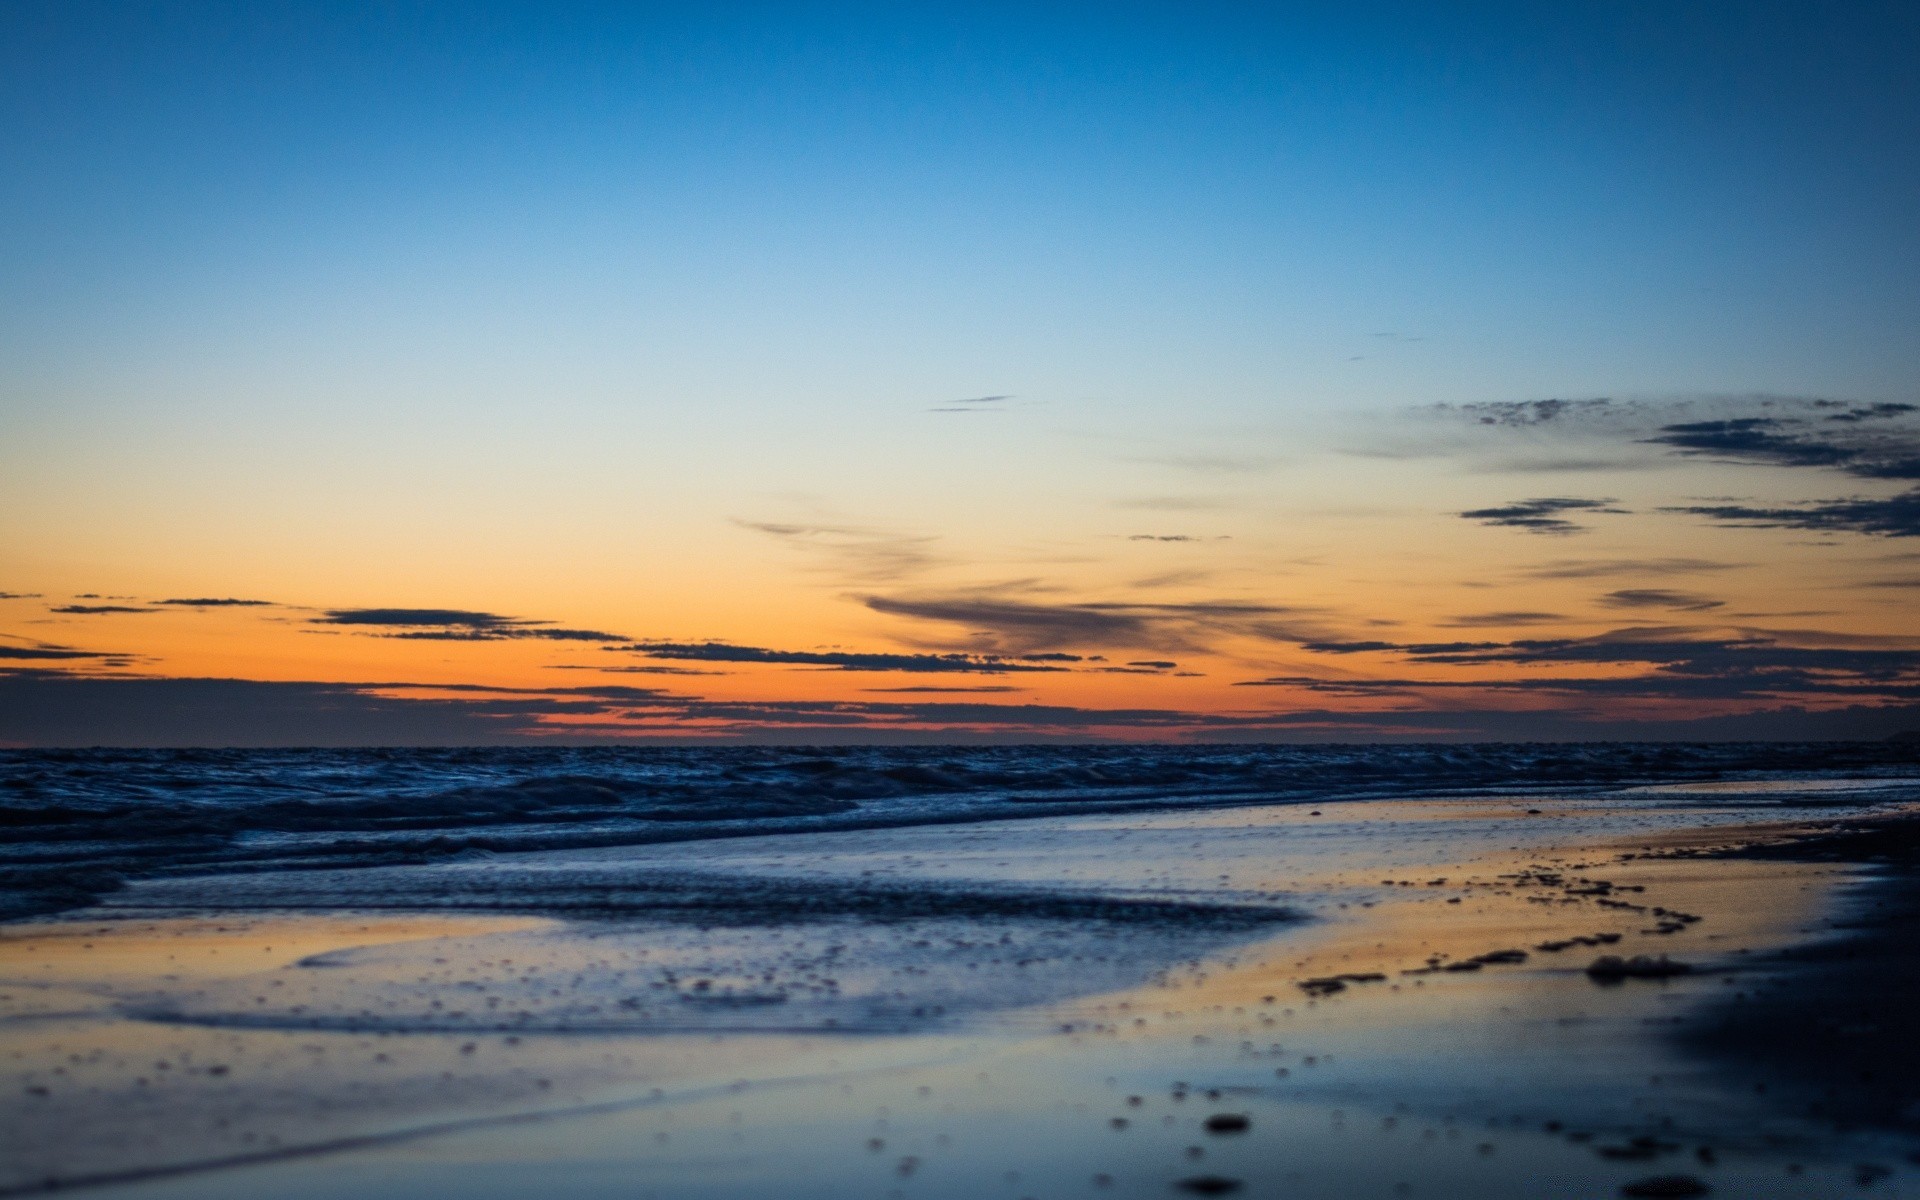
(3, 1), (1919, 745)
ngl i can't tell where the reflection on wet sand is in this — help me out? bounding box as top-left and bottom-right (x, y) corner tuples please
(4, 794), (1919, 1198)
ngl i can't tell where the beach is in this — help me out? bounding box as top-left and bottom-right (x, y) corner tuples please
(6, 757), (1920, 1199)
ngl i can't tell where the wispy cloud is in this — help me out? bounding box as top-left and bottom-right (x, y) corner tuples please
(50, 604), (154, 615)
(928, 393), (1013, 414)
(617, 641), (1072, 674)
(1440, 611), (1567, 627)
(313, 608), (626, 641)
(7, 671), (1914, 746)
(736, 520), (942, 583)
(1521, 558), (1743, 579)
(1459, 497), (1627, 535)
(1598, 589), (1725, 612)
(864, 590), (1334, 654)
(1662, 490), (1920, 538)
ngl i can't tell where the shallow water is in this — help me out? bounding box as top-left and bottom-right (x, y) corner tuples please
(7, 743), (1917, 919)
(6, 766), (1920, 1196)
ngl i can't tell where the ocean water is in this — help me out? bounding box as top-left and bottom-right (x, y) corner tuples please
(3, 741), (1916, 921)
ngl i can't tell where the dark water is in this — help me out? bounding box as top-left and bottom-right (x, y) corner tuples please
(3, 741), (1916, 919)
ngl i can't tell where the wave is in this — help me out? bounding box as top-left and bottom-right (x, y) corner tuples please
(3, 742), (1916, 919)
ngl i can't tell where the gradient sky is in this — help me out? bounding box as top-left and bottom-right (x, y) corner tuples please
(4, 2), (1919, 744)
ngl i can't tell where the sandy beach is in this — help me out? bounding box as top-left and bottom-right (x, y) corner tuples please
(7, 777), (1920, 1199)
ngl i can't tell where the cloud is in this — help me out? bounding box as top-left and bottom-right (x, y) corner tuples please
(156, 597), (275, 607)
(0, 592), (40, 600)
(928, 394), (1012, 413)
(1598, 589), (1725, 612)
(1441, 612), (1566, 627)
(1824, 403), (1919, 423)
(390, 628), (628, 642)
(1522, 558), (1743, 579)
(6, 668), (1917, 746)
(863, 590), (1333, 654)
(0, 645), (120, 660)
(1456, 398), (1617, 427)
(50, 605), (154, 615)
(0, 675), (606, 746)
(1459, 497), (1627, 535)
(736, 520), (942, 582)
(1420, 395), (1920, 488)
(1287, 627), (1920, 706)
(1644, 417), (1857, 469)
(861, 685), (1025, 693)
(1129, 534), (1205, 542)
(314, 608), (626, 641)
(548, 664), (725, 676)
(1662, 489), (1920, 538)
(1643, 410), (1920, 481)
(618, 641), (1069, 674)
(317, 608), (520, 627)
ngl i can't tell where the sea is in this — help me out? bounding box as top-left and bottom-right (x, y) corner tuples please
(5, 740), (1917, 921)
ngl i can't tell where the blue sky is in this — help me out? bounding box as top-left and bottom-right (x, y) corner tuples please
(3, 2), (1919, 743)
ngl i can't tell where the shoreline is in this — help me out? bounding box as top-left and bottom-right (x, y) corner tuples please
(5, 791), (1920, 1197)
(1679, 811), (1920, 1138)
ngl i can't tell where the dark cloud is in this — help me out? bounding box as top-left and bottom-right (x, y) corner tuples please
(1128, 660), (1178, 669)
(1598, 589), (1725, 612)
(1663, 489), (1920, 538)
(1825, 403), (1919, 423)
(0, 592), (39, 600)
(50, 605), (153, 615)
(1286, 627), (1920, 707)
(1129, 534), (1204, 542)
(1427, 396), (1920, 490)
(1459, 497), (1627, 535)
(1639, 406), (1920, 481)
(156, 597), (275, 607)
(1644, 417), (1857, 469)
(618, 641), (1068, 674)
(318, 608), (519, 627)
(0, 675), (598, 746)
(6, 670), (1917, 746)
(314, 608), (626, 642)
(0, 645), (119, 660)
(1188, 700), (1920, 743)
(1441, 612), (1566, 627)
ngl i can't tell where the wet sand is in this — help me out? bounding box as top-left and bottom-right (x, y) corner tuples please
(5, 787), (1920, 1198)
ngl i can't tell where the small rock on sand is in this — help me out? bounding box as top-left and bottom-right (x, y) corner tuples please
(1176, 1176), (1244, 1195)
(1621, 1175), (1709, 1197)
(1587, 955), (1690, 981)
